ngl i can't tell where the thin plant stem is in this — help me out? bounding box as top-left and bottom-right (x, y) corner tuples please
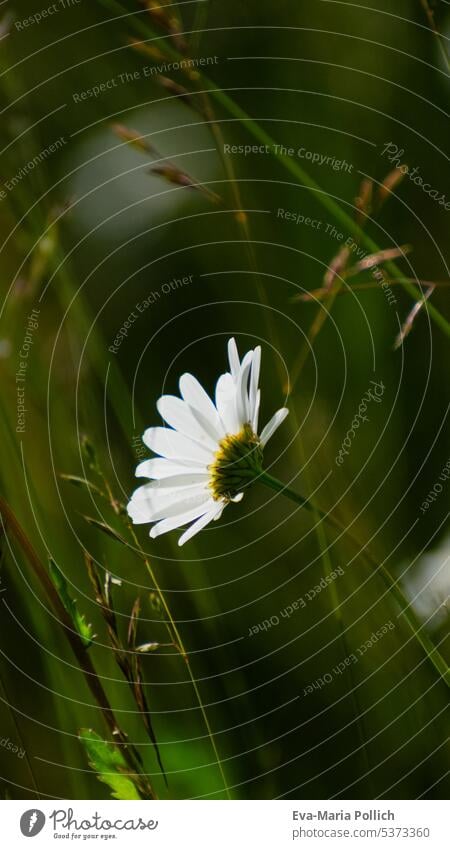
(0, 496), (156, 798)
(257, 472), (450, 687)
(288, 278), (343, 393)
(196, 87), (286, 384)
(296, 437), (373, 787)
(189, 0), (210, 52)
(98, 0), (450, 338)
(128, 526), (231, 799)
(296, 278), (450, 301)
(419, 0), (450, 71)
(2, 53), (142, 446)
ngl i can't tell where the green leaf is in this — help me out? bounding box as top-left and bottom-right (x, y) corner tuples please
(78, 729), (141, 800)
(49, 560), (94, 648)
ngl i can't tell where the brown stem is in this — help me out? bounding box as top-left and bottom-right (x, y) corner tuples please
(0, 495), (156, 799)
(419, 0), (450, 70)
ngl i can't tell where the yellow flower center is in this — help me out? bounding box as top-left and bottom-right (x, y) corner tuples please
(208, 423), (263, 501)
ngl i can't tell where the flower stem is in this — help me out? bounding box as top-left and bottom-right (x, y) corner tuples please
(258, 470), (315, 512)
(258, 472), (450, 688)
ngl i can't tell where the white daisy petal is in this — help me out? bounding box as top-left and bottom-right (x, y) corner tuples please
(249, 346), (261, 420)
(129, 486), (210, 523)
(215, 372), (239, 434)
(136, 458), (206, 479)
(127, 499), (156, 525)
(157, 395), (217, 450)
(179, 373), (225, 440)
(143, 427), (213, 464)
(252, 389), (261, 432)
(148, 491), (212, 523)
(130, 481), (208, 506)
(227, 337), (240, 378)
(235, 352), (253, 426)
(140, 473), (209, 490)
(149, 499), (216, 539)
(178, 503), (224, 546)
(259, 407), (289, 446)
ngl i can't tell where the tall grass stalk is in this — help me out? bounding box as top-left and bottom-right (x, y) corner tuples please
(296, 437), (374, 789)
(128, 525), (231, 799)
(98, 0), (450, 339)
(0, 496), (157, 799)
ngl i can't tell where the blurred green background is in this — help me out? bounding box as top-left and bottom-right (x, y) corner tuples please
(0, 0), (448, 800)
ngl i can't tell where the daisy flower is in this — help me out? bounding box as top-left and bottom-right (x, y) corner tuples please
(124, 342), (450, 688)
(127, 338), (289, 546)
